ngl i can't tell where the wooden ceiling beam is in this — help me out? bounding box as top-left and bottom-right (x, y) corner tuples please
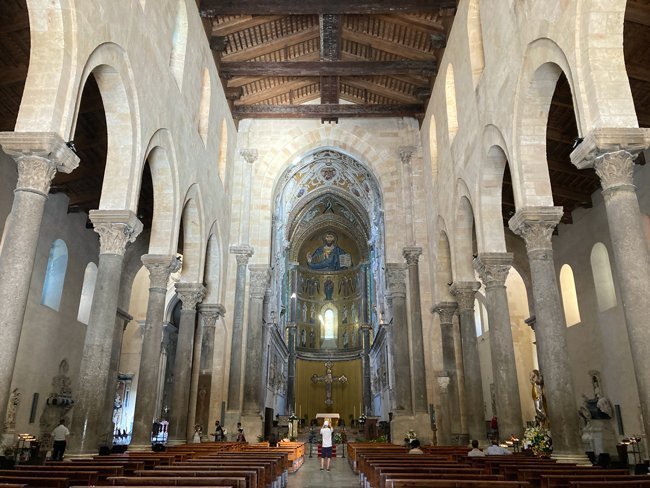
(342, 79), (420, 104)
(212, 15), (283, 36)
(390, 14), (446, 31)
(221, 26), (320, 62)
(375, 14), (445, 34)
(341, 30), (435, 61)
(219, 60), (437, 77)
(232, 103), (425, 118)
(236, 78), (316, 104)
(200, 0), (458, 16)
(0, 65), (28, 86)
(546, 127), (577, 145)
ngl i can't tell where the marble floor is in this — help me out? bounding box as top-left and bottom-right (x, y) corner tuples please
(288, 454), (359, 488)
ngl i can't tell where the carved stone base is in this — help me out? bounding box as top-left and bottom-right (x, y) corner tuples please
(240, 413), (264, 443)
(581, 419), (618, 457)
(552, 452), (592, 465)
(390, 412), (433, 446)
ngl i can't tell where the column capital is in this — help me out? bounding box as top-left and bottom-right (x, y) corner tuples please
(249, 265), (270, 299)
(230, 244), (254, 265)
(398, 146), (416, 165)
(240, 148), (259, 164)
(360, 323), (372, 332)
(592, 150), (636, 195)
(198, 303), (226, 328)
(402, 246), (423, 265)
(432, 302), (457, 324)
(449, 281), (481, 311)
(570, 127), (649, 170)
(175, 282), (206, 311)
(474, 252), (513, 287)
(385, 263), (407, 298)
(89, 210), (143, 256)
(0, 132), (80, 196)
(508, 206), (563, 253)
(142, 254), (181, 291)
(436, 374), (451, 392)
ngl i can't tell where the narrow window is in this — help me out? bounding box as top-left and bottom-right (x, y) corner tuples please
(41, 239), (68, 311)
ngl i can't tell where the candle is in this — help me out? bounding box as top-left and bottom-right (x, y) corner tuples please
(354, 405), (356, 419)
(299, 404), (301, 419)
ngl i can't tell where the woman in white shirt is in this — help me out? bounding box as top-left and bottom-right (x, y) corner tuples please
(320, 421), (333, 471)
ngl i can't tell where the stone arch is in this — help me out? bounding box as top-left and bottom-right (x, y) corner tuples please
(170, 0), (189, 91)
(513, 39), (582, 208)
(16, 0), (69, 132)
(467, 0), (485, 89)
(477, 124), (511, 253)
(142, 129), (181, 255)
(453, 189), (476, 281)
(444, 63), (459, 143)
(203, 222), (223, 303)
(197, 68), (212, 147)
(179, 184), (206, 283)
(70, 42), (142, 212)
(435, 220), (454, 303)
(575, 0), (637, 128)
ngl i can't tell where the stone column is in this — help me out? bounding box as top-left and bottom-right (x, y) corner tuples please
(432, 303), (461, 436)
(196, 303), (225, 432)
(0, 133), (78, 434)
(361, 324), (372, 413)
(169, 282), (205, 442)
(131, 255), (180, 447)
(242, 265), (270, 414)
(286, 322), (297, 413)
(399, 146), (416, 244)
(238, 149), (258, 244)
(571, 128), (650, 441)
(449, 281), (485, 442)
(403, 247), (427, 413)
(435, 374), (453, 445)
(509, 207), (581, 455)
(71, 210), (143, 453)
(474, 253), (523, 439)
(385, 263), (411, 413)
(227, 246), (253, 412)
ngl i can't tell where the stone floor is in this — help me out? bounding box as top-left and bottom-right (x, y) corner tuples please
(288, 453), (359, 488)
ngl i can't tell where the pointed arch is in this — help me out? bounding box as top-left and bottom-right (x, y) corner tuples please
(467, 0), (485, 89)
(435, 220), (454, 303)
(453, 189), (476, 280)
(179, 184), (206, 283)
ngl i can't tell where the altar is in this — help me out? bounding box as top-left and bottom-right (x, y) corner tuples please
(316, 413), (340, 426)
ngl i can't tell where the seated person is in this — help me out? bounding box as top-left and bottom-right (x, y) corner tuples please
(468, 439), (485, 457)
(485, 439), (512, 455)
(408, 439), (424, 454)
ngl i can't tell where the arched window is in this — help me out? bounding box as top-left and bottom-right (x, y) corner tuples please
(77, 262), (98, 324)
(319, 305), (338, 340)
(41, 239), (68, 311)
(559, 264), (581, 326)
(590, 243), (617, 311)
(474, 298), (483, 337)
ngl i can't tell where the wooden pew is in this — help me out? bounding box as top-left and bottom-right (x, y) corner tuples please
(0, 476), (68, 488)
(569, 481), (650, 488)
(542, 475), (650, 488)
(48, 458), (145, 475)
(108, 476), (246, 487)
(385, 481), (531, 488)
(516, 468), (629, 485)
(0, 470), (98, 486)
(133, 469), (258, 488)
(16, 464), (124, 481)
(380, 473), (505, 488)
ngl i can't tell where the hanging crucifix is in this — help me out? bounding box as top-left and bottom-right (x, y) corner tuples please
(311, 360), (347, 406)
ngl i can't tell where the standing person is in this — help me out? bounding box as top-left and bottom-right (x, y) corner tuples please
(213, 420), (224, 441)
(320, 420), (333, 471)
(51, 419), (70, 461)
(236, 423), (246, 442)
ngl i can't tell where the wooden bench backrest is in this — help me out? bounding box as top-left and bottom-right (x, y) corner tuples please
(109, 476), (246, 487)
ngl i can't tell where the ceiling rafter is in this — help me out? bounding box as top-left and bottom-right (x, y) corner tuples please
(232, 103), (425, 118)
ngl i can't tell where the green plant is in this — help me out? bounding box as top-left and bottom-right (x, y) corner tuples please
(523, 426), (552, 456)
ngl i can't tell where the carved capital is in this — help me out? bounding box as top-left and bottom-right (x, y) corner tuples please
(436, 374), (451, 392)
(432, 302), (457, 324)
(0, 132), (79, 195)
(175, 282), (206, 310)
(398, 146), (415, 165)
(199, 303), (226, 328)
(385, 263), (407, 297)
(570, 127), (648, 170)
(402, 246), (422, 266)
(508, 207), (563, 253)
(249, 265), (270, 299)
(230, 244), (254, 265)
(594, 150), (636, 194)
(449, 282), (481, 311)
(90, 210), (143, 255)
(240, 148), (259, 164)
(142, 254), (181, 292)
(474, 252), (513, 287)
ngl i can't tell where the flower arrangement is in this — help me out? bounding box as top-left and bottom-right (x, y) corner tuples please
(523, 426), (552, 456)
(406, 429), (417, 441)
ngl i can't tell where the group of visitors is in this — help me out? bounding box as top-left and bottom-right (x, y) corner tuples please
(210, 420), (246, 443)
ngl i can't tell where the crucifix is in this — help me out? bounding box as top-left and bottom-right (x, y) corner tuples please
(311, 360), (347, 406)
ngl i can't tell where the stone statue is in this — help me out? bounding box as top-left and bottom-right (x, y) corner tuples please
(530, 369), (548, 427)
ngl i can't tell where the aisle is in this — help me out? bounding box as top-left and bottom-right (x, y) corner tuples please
(288, 451), (359, 488)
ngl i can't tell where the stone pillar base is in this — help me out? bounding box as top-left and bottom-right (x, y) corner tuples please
(224, 411), (241, 441)
(127, 443), (152, 452)
(581, 419), (618, 457)
(552, 452), (592, 465)
(241, 413), (264, 443)
(1, 433), (16, 455)
(390, 412), (433, 446)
